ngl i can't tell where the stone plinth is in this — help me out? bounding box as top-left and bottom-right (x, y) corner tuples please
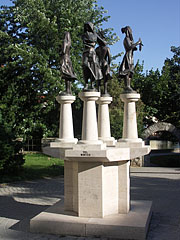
(64, 160), (130, 218)
(97, 96), (116, 146)
(30, 199), (152, 240)
(51, 95), (77, 147)
(64, 145), (150, 218)
(30, 90), (152, 239)
(78, 91), (102, 145)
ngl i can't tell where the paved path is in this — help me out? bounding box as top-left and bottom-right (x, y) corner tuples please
(0, 167), (180, 240)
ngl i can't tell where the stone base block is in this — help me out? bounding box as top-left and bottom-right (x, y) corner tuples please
(42, 144), (74, 160)
(65, 146), (150, 162)
(30, 200), (152, 240)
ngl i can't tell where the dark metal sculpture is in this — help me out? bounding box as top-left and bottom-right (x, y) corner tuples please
(82, 22), (103, 91)
(60, 31), (77, 95)
(96, 31), (112, 95)
(118, 26), (143, 93)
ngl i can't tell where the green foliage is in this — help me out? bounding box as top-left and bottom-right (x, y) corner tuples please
(108, 74), (123, 139)
(0, 0), (118, 140)
(0, 112), (25, 174)
(133, 47), (180, 129)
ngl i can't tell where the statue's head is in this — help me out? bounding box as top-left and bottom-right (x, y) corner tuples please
(84, 22), (94, 33)
(97, 30), (107, 46)
(121, 26), (133, 41)
(64, 31), (70, 40)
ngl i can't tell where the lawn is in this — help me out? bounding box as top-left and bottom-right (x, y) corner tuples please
(0, 153), (64, 183)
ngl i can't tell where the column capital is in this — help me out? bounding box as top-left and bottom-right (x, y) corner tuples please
(78, 91), (100, 102)
(120, 93), (140, 103)
(97, 96), (113, 105)
(56, 95), (76, 104)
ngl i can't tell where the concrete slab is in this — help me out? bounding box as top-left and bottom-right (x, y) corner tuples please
(30, 200), (152, 240)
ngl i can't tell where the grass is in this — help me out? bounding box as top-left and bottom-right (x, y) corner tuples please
(0, 153), (64, 184)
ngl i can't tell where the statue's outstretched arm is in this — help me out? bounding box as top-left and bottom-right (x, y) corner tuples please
(106, 48), (111, 65)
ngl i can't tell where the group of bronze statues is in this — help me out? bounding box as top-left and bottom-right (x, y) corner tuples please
(60, 22), (143, 95)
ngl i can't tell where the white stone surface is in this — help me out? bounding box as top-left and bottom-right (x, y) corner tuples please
(56, 95), (77, 144)
(78, 91), (102, 145)
(65, 145), (150, 162)
(63, 160), (131, 218)
(78, 162), (104, 217)
(97, 96), (116, 146)
(119, 93), (140, 141)
(30, 200), (152, 240)
(116, 139), (144, 148)
(64, 161), (78, 212)
(103, 163), (119, 216)
(118, 161), (130, 213)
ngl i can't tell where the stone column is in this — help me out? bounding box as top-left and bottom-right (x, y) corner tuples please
(56, 95), (77, 144)
(97, 96), (116, 146)
(118, 93), (142, 144)
(78, 91), (102, 145)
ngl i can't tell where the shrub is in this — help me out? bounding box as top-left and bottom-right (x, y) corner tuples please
(0, 114), (25, 174)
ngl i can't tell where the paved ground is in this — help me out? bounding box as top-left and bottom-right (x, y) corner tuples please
(0, 167), (180, 240)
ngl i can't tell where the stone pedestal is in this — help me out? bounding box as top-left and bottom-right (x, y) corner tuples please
(97, 96), (116, 146)
(78, 91), (102, 145)
(117, 93), (143, 147)
(30, 91), (152, 240)
(64, 160), (130, 218)
(30, 145), (152, 239)
(51, 95), (77, 147)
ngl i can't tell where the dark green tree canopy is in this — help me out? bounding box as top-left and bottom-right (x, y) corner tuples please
(133, 46), (180, 129)
(0, 0), (118, 138)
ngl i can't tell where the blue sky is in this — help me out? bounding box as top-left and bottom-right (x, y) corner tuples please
(97, 0), (180, 72)
(1, 0), (180, 72)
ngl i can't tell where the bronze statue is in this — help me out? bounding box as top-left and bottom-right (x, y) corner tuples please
(60, 31), (77, 95)
(118, 26), (143, 93)
(96, 31), (112, 95)
(82, 22), (103, 91)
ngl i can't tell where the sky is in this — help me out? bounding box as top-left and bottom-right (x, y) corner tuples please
(1, 0), (180, 72)
(97, 0), (180, 72)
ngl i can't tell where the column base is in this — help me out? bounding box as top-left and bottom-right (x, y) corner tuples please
(99, 136), (116, 146)
(55, 138), (78, 144)
(50, 138), (78, 148)
(117, 138), (144, 148)
(30, 200), (152, 240)
(78, 139), (103, 145)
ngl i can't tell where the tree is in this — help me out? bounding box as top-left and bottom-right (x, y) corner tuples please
(133, 46), (180, 129)
(0, 111), (24, 174)
(159, 46), (180, 128)
(108, 73), (124, 139)
(0, 0), (118, 140)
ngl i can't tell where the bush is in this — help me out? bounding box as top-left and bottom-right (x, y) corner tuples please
(0, 115), (25, 174)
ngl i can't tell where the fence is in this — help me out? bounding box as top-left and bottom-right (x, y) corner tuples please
(23, 138), (42, 152)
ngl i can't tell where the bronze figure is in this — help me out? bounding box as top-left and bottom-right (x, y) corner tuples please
(82, 22), (103, 91)
(60, 31), (77, 95)
(96, 31), (112, 95)
(119, 26), (143, 93)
